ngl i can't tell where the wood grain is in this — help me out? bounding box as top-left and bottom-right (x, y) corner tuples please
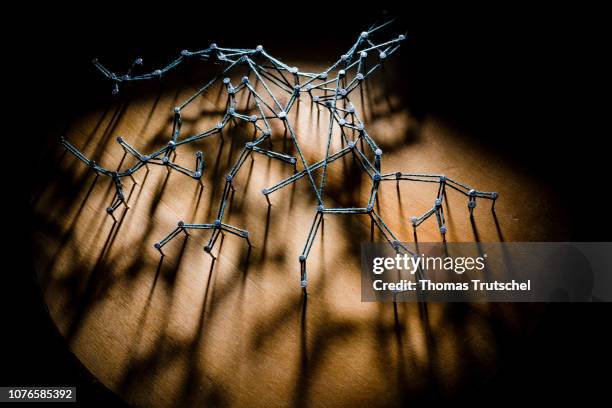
(31, 57), (567, 407)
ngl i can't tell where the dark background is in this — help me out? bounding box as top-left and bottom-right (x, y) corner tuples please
(6, 4), (610, 405)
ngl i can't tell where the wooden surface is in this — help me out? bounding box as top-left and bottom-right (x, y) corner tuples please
(31, 56), (568, 407)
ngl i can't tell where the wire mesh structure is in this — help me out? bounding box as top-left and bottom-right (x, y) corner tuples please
(61, 21), (498, 289)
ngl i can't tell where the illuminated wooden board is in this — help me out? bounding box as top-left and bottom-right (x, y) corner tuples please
(31, 56), (567, 406)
